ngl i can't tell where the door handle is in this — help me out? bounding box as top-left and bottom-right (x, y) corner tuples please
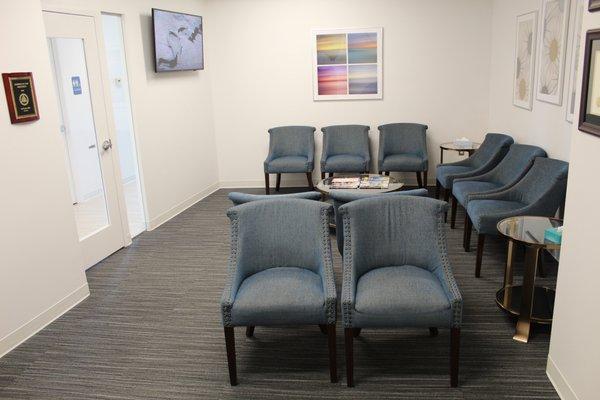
(88, 144), (96, 149)
(102, 139), (112, 150)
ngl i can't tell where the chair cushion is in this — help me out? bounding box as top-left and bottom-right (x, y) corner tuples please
(466, 199), (526, 235)
(436, 165), (473, 188)
(231, 267), (327, 326)
(322, 155), (368, 173)
(380, 154), (426, 172)
(265, 156), (311, 173)
(452, 180), (502, 206)
(352, 265), (452, 328)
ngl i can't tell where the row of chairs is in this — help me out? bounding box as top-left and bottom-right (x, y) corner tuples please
(435, 133), (569, 276)
(221, 194), (462, 387)
(264, 123), (429, 194)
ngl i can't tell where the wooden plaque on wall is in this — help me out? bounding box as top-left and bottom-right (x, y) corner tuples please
(2, 72), (40, 124)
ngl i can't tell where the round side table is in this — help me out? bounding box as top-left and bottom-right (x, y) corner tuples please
(439, 142), (480, 164)
(496, 216), (562, 343)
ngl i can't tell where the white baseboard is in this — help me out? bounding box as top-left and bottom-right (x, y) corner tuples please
(547, 355), (579, 400)
(147, 181), (220, 230)
(0, 283), (90, 358)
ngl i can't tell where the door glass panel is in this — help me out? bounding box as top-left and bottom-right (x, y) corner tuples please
(48, 37), (109, 240)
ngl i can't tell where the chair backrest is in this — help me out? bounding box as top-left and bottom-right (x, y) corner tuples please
(378, 123), (428, 157)
(331, 189), (428, 254)
(321, 125), (370, 157)
(339, 196), (448, 278)
(467, 133), (513, 168)
(227, 199), (332, 279)
(227, 191), (322, 206)
(480, 144), (546, 186)
(268, 126), (315, 158)
(505, 157), (569, 212)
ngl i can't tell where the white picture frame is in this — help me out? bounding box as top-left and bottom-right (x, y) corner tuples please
(513, 11), (538, 110)
(566, 0), (584, 122)
(311, 27), (383, 101)
(536, 0), (571, 105)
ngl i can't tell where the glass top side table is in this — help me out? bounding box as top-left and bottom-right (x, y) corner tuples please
(496, 216), (562, 343)
(439, 142), (480, 164)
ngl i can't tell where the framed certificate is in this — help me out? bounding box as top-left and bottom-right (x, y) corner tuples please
(2, 72), (40, 124)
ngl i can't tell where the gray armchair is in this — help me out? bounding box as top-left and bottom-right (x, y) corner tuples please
(220, 199), (337, 385)
(264, 126), (316, 194)
(378, 123), (429, 188)
(450, 144), (547, 230)
(330, 188), (429, 254)
(228, 191), (322, 206)
(465, 157), (568, 277)
(435, 133), (513, 201)
(320, 125), (370, 178)
(339, 196), (462, 387)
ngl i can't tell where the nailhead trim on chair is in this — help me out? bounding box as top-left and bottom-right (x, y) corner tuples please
(220, 212), (240, 327)
(341, 211), (354, 328)
(320, 206), (337, 325)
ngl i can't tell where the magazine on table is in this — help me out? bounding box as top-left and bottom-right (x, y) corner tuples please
(359, 176), (390, 189)
(329, 177), (360, 189)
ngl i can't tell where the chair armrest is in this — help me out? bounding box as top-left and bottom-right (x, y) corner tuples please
(221, 211), (244, 327)
(377, 134), (386, 170)
(318, 206), (337, 324)
(340, 211), (357, 328)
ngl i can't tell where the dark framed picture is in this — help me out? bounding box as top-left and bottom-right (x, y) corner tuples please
(590, 0), (600, 12)
(2, 72), (39, 124)
(579, 30), (600, 137)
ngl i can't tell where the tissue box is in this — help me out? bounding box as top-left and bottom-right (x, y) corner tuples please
(453, 138), (472, 149)
(544, 227), (562, 244)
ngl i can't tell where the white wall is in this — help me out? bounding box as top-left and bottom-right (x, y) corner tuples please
(43, 0), (219, 229)
(546, 6), (600, 400)
(0, 0), (89, 356)
(206, 0), (494, 186)
(488, 0), (580, 160)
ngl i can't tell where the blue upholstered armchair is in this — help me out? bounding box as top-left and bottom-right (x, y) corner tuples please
(378, 123), (429, 188)
(465, 157), (568, 277)
(220, 199), (338, 385)
(435, 133), (513, 201)
(228, 191), (322, 206)
(329, 188), (428, 254)
(450, 144), (546, 230)
(264, 126), (316, 194)
(320, 125), (370, 178)
(339, 196), (462, 387)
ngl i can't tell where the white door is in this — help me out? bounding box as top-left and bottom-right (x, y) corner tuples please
(44, 11), (126, 269)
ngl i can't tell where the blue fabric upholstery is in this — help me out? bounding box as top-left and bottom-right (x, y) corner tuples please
(264, 126), (315, 173)
(467, 157), (569, 235)
(339, 196), (462, 329)
(221, 199), (336, 327)
(436, 133), (513, 189)
(228, 191), (322, 206)
(321, 125), (370, 173)
(330, 189), (428, 254)
(378, 123), (428, 172)
(452, 144), (546, 206)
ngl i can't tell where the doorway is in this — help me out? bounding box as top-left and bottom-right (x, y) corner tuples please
(45, 11), (126, 269)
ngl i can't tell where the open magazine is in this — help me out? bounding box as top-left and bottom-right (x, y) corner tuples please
(359, 176), (390, 189)
(329, 177), (360, 189)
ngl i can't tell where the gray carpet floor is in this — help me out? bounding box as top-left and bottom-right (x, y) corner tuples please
(0, 188), (559, 399)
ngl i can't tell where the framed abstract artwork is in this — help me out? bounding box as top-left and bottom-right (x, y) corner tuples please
(312, 28), (382, 101)
(513, 11), (538, 110)
(566, 0), (584, 122)
(578, 29), (600, 137)
(536, 0), (571, 105)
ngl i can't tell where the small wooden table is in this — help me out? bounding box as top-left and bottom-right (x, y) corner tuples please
(439, 142), (480, 163)
(496, 216), (562, 343)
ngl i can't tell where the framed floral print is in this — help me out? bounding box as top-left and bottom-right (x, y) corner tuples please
(566, 0), (584, 122)
(514, 11), (538, 110)
(536, 0), (571, 105)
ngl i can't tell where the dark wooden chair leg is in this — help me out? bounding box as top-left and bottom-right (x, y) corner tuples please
(423, 170), (428, 189)
(537, 250), (547, 277)
(475, 234), (485, 278)
(435, 180), (441, 199)
(318, 324), (327, 335)
(429, 327), (438, 337)
(224, 327), (237, 386)
(443, 189), (450, 222)
(450, 196), (458, 229)
(306, 172), (314, 190)
(275, 173), (281, 192)
(327, 324), (338, 383)
(264, 173), (270, 195)
(328, 172), (334, 178)
(353, 328), (361, 337)
(245, 326), (254, 338)
(385, 171), (390, 176)
(321, 171), (326, 180)
(416, 171), (423, 188)
(450, 327), (460, 387)
(463, 214), (472, 252)
(344, 328), (354, 387)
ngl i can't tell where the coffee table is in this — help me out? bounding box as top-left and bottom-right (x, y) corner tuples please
(316, 174), (404, 196)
